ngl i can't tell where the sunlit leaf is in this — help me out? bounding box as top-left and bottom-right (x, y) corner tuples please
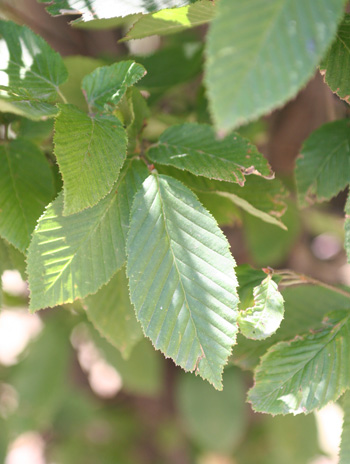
(127, 173), (239, 389)
(123, 0), (215, 41)
(28, 160), (148, 311)
(54, 104), (127, 215)
(205, 0), (345, 131)
(238, 275), (284, 340)
(0, 139), (54, 252)
(248, 310), (350, 414)
(147, 123), (273, 185)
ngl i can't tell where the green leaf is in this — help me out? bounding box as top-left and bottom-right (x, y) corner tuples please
(122, 87), (150, 153)
(248, 310), (350, 415)
(0, 139), (54, 252)
(123, 0), (216, 41)
(176, 367), (247, 453)
(0, 237), (27, 279)
(0, 19), (67, 118)
(321, 14), (350, 103)
(81, 61), (146, 113)
(147, 123), (273, 185)
(196, 191), (241, 226)
(28, 159), (148, 311)
(38, 0), (196, 21)
(205, 0), (345, 132)
(238, 275), (284, 340)
(232, 283), (350, 371)
(296, 120), (350, 206)
(54, 104), (127, 215)
(85, 267), (143, 359)
(345, 192), (350, 263)
(126, 173), (239, 390)
(340, 391), (350, 464)
(157, 165), (288, 229)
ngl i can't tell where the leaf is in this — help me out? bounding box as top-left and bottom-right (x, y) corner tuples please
(176, 367), (247, 453)
(38, 0), (196, 21)
(81, 61), (146, 113)
(0, 139), (54, 252)
(123, 0), (216, 41)
(205, 0), (346, 132)
(232, 283), (350, 371)
(147, 123), (273, 185)
(0, 19), (67, 118)
(0, 237), (27, 279)
(157, 165), (288, 229)
(28, 159), (148, 311)
(248, 310), (350, 415)
(85, 267), (143, 359)
(54, 104), (127, 215)
(321, 14), (350, 103)
(340, 390), (350, 464)
(238, 275), (284, 340)
(296, 120), (350, 206)
(345, 192), (350, 263)
(126, 173), (239, 390)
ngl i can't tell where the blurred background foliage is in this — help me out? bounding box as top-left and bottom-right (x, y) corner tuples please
(0, 0), (349, 462)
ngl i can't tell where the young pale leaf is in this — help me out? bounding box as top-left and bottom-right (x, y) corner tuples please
(205, 0), (345, 132)
(147, 123), (272, 185)
(340, 391), (350, 464)
(248, 310), (350, 415)
(38, 0), (195, 20)
(54, 104), (127, 215)
(28, 159), (148, 311)
(85, 267), (143, 359)
(126, 173), (239, 390)
(82, 61), (146, 113)
(123, 0), (216, 41)
(157, 165), (287, 229)
(0, 139), (54, 252)
(296, 120), (350, 206)
(232, 283), (350, 371)
(321, 14), (350, 103)
(345, 192), (350, 263)
(238, 275), (284, 340)
(0, 20), (67, 118)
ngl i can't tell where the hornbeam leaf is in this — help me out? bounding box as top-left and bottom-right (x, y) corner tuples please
(123, 0), (216, 41)
(238, 275), (284, 340)
(28, 159), (148, 311)
(0, 20), (67, 118)
(85, 267), (143, 359)
(296, 120), (350, 206)
(345, 192), (350, 263)
(248, 310), (350, 415)
(38, 0), (196, 21)
(157, 165), (287, 229)
(147, 123), (272, 185)
(205, 0), (345, 132)
(0, 139), (54, 252)
(321, 14), (350, 103)
(126, 173), (239, 390)
(82, 61), (146, 113)
(340, 391), (350, 464)
(54, 104), (127, 215)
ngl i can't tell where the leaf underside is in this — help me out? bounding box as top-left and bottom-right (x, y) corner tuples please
(147, 123), (272, 185)
(205, 0), (345, 131)
(238, 275), (284, 340)
(127, 173), (239, 390)
(28, 159), (148, 311)
(54, 104), (127, 215)
(296, 120), (350, 206)
(248, 310), (350, 415)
